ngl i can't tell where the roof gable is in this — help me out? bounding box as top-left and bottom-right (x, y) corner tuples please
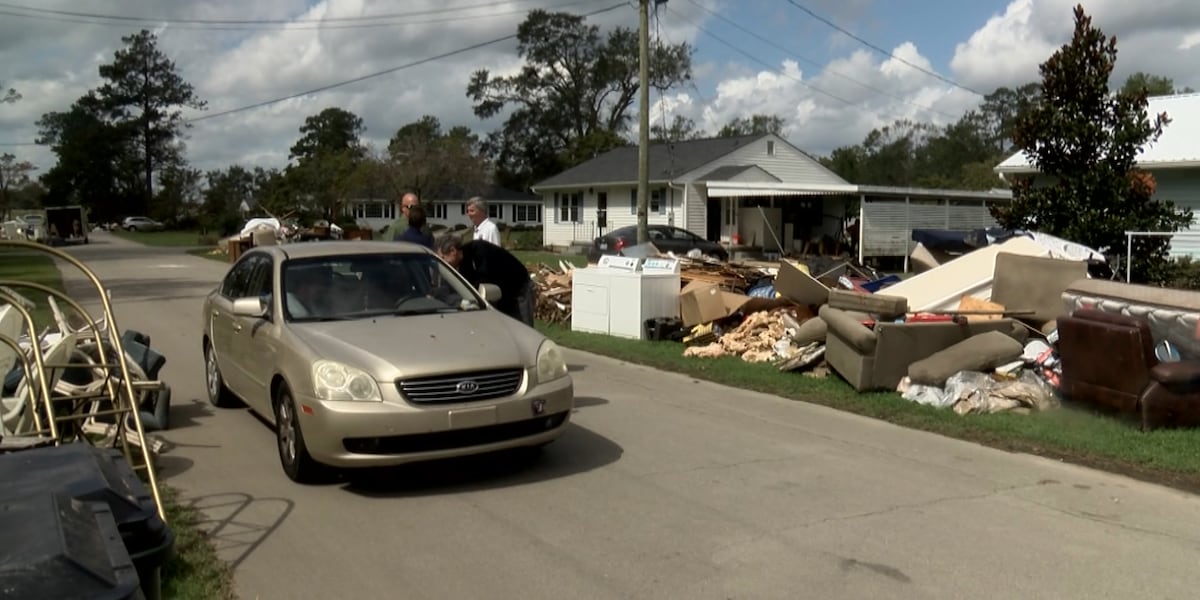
(532, 134), (770, 188)
(995, 92), (1200, 173)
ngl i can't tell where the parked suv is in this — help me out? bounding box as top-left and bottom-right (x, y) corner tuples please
(587, 224), (728, 263)
(122, 216), (164, 232)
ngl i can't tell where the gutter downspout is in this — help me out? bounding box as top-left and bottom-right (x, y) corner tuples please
(667, 180), (686, 228)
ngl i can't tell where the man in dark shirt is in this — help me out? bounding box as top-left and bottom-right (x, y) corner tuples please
(395, 204), (434, 249)
(436, 236), (535, 327)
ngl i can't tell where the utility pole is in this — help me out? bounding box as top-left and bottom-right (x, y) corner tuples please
(635, 0), (651, 245)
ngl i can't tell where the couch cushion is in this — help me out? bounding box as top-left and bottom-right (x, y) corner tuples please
(819, 305), (876, 354)
(907, 331), (1025, 386)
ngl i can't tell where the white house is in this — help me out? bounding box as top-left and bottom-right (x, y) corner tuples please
(424, 185), (543, 230)
(531, 133), (1012, 263)
(994, 92), (1200, 258)
(345, 197), (399, 231)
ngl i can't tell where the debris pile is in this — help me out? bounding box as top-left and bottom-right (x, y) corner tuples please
(529, 227), (1200, 428)
(530, 262), (575, 325)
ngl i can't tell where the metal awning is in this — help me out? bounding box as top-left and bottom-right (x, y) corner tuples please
(703, 182), (859, 198)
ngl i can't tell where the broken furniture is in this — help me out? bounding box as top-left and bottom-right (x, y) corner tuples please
(1061, 278), (1200, 360)
(990, 253), (1088, 335)
(0, 240), (167, 522)
(1056, 308), (1200, 430)
(821, 305), (1028, 392)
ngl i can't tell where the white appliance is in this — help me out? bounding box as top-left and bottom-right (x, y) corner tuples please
(571, 256), (681, 339)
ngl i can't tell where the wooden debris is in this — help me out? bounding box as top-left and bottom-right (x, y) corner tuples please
(531, 263), (574, 324)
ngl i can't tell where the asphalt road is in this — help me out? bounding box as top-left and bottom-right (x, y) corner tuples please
(48, 232), (1200, 599)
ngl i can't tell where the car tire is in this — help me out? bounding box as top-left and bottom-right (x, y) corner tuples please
(274, 384), (325, 484)
(203, 341), (238, 408)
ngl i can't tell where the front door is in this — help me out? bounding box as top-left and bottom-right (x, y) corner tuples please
(596, 192), (608, 232)
(706, 197), (721, 242)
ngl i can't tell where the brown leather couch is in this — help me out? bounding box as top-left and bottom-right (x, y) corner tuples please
(820, 305), (1026, 392)
(1056, 308), (1200, 430)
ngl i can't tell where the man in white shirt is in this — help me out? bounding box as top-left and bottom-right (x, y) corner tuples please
(466, 196), (501, 246)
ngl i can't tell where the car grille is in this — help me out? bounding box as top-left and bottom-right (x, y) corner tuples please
(397, 368), (524, 403)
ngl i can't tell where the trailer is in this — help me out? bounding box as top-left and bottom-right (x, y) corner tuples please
(43, 205), (89, 245)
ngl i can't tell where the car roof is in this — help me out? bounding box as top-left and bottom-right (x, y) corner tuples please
(250, 240), (435, 261)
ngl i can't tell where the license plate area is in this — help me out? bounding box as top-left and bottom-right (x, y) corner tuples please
(448, 406), (497, 429)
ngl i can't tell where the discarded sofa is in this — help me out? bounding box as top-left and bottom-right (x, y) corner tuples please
(821, 304), (1028, 392)
(1056, 308), (1200, 430)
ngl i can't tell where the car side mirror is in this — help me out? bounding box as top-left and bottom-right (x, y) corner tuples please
(232, 297), (267, 318)
(479, 283), (502, 303)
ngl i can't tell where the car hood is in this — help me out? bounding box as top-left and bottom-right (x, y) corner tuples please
(288, 310), (545, 381)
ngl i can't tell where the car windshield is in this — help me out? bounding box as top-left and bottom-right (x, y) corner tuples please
(281, 252), (483, 322)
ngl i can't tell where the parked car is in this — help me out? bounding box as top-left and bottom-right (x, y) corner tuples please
(201, 241), (574, 482)
(122, 216), (164, 232)
(587, 224), (729, 263)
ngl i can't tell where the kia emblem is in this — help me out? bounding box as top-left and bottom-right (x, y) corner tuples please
(456, 380), (479, 394)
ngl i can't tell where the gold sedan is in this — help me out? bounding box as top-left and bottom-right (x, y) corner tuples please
(201, 241), (574, 483)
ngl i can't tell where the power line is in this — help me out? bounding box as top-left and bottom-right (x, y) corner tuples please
(186, 2), (628, 123)
(0, 0), (596, 31)
(665, 5), (854, 106)
(782, 0), (982, 96)
(0, 0), (552, 25)
(684, 0), (958, 120)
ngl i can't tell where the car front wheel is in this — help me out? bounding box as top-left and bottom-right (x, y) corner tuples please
(274, 384), (325, 484)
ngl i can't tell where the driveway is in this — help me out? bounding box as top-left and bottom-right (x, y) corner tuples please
(49, 232), (1200, 599)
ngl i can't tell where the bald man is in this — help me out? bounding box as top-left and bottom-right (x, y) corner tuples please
(389, 192), (432, 239)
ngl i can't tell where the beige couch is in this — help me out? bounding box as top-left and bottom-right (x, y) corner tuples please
(821, 305), (1028, 392)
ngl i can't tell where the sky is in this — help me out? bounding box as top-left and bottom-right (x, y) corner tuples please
(2, 0), (1199, 179)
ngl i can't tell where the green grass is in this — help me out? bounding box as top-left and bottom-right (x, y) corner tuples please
(0, 249), (69, 330)
(111, 229), (208, 247)
(538, 322), (1200, 494)
(160, 485), (237, 600)
(515, 251), (586, 268)
(0, 249), (235, 599)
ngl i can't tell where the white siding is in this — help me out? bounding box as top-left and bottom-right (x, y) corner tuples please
(428, 200), (543, 230)
(677, 133), (849, 186)
(540, 186), (678, 246)
(861, 197), (999, 258)
(684, 184), (707, 239)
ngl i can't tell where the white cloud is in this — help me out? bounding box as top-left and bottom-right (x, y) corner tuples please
(952, 0), (1200, 93)
(3, 0), (1199, 182)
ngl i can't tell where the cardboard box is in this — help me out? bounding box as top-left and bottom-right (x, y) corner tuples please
(773, 260), (830, 306)
(679, 280), (793, 327)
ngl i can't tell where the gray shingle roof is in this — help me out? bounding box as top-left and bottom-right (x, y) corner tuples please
(532, 134), (768, 188)
(695, 164), (780, 182)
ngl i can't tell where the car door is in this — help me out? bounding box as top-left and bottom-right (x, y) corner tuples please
(209, 255), (259, 398)
(650, 226), (683, 254)
(237, 256), (281, 413)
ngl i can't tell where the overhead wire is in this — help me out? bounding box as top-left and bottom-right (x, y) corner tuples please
(664, 4), (855, 106)
(782, 0), (982, 96)
(0, 0), (597, 31)
(185, 1), (629, 123)
(684, 0), (959, 120)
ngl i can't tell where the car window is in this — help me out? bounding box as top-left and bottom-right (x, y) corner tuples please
(667, 228), (696, 241)
(220, 255), (260, 298)
(281, 253), (484, 322)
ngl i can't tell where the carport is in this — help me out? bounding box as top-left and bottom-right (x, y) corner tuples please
(700, 181), (1013, 265)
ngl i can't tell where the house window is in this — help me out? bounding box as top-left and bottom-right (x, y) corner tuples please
(556, 192), (581, 223)
(514, 204), (541, 223)
(488, 203), (503, 220)
(431, 202), (448, 220)
(767, 140), (776, 156)
(352, 201), (394, 219)
(629, 188), (664, 214)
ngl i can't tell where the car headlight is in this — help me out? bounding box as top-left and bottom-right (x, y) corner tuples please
(312, 360), (382, 402)
(535, 340), (568, 384)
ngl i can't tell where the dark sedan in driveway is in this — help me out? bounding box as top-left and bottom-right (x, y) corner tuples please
(587, 225), (728, 263)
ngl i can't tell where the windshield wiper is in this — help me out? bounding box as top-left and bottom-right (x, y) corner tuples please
(393, 307), (459, 316)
